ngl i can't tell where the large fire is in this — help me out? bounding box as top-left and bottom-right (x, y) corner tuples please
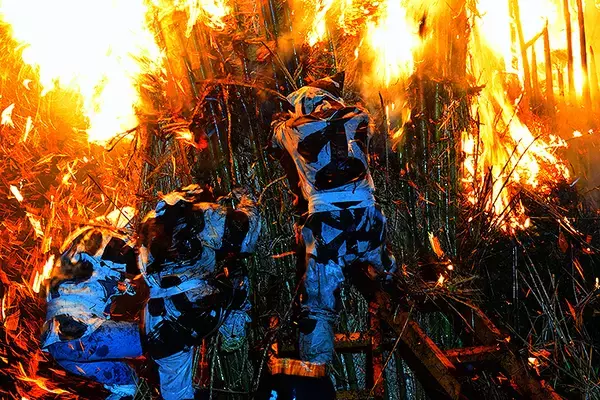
(154, 0), (231, 35)
(298, 0), (578, 231)
(0, 0), (232, 146)
(0, 0), (164, 145)
(466, 0), (573, 231)
(362, 0), (421, 87)
(0, 0), (597, 398)
(305, 0), (423, 87)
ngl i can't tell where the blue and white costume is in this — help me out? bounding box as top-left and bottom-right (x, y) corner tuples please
(271, 72), (397, 364)
(41, 226), (142, 399)
(138, 185), (261, 400)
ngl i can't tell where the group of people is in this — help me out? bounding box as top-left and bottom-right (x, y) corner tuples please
(41, 185), (261, 399)
(39, 72), (397, 399)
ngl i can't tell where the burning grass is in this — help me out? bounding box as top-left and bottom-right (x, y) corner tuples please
(0, 22), (149, 397)
(1, 0), (600, 398)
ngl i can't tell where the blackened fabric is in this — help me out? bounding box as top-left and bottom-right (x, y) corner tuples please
(299, 205), (396, 364)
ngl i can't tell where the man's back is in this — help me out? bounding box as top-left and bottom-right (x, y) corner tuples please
(271, 82), (376, 213)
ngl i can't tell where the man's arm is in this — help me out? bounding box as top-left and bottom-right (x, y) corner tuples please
(219, 191), (262, 259)
(268, 117), (308, 215)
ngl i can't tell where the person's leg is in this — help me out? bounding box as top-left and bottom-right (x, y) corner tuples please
(47, 321), (142, 398)
(49, 320), (143, 362)
(145, 300), (195, 399)
(154, 348), (195, 400)
(298, 258), (344, 364)
(49, 358), (137, 387)
(50, 356), (137, 399)
(298, 211), (347, 364)
(352, 206), (397, 277)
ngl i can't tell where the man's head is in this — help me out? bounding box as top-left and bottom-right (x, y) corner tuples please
(138, 184), (218, 274)
(306, 71), (345, 98)
(49, 227), (136, 291)
(285, 72), (346, 116)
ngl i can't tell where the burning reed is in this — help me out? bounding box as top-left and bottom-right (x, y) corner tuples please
(0, 0), (600, 399)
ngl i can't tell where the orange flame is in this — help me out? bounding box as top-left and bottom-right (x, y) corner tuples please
(9, 185), (23, 202)
(1, 103), (15, 127)
(32, 255), (54, 294)
(0, 0), (163, 145)
(307, 0), (336, 46)
(154, 0), (231, 35)
(298, 0), (572, 231)
(464, 0), (571, 231)
(361, 0), (421, 87)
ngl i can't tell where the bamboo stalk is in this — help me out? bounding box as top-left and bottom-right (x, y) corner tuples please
(576, 0), (591, 111)
(531, 46), (541, 102)
(589, 47), (600, 111)
(510, 0), (531, 108)
(557, 67), (565, 98)
(562, 0), (576, 103)
(543, 24), (555, 113)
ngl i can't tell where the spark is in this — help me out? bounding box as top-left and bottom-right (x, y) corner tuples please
(32, 255), (55, 294)
(9, 185), (23, 202)
(1, 104), (15, 127)
(23, 116), (32, 142)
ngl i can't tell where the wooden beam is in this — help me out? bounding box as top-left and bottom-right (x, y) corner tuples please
(374, 292), (464, 400)
(448, 301), (563, 400)
(445, 345), (503, 365)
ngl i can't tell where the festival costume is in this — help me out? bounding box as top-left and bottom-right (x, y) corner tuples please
(41, 227), (141, 399)
(271, 73), (397, 365)
(139, 185), (260, 400)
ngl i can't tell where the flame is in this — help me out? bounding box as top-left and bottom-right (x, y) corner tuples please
(1, 294), (6, 321)
(464, 0), (571, 231)
(105, 206), (136, 229)
(362, 0), (421, 87)
(476, 0), (585, 94)
(2, 103), (15, 127)
(155, 0), (231, 35)
(0, 0), (163, 145)
(307, 0), (336, 46)
(298, 0), (573, 231)
(32, 255), (55, 294)
(436, 274), (445, 287)
(17, 362), (69, 395)
(303, 0), (423, 86)
(428, 232), (446, 259)
(9, 185), (23, 202)
(23, 116), (33, 142)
